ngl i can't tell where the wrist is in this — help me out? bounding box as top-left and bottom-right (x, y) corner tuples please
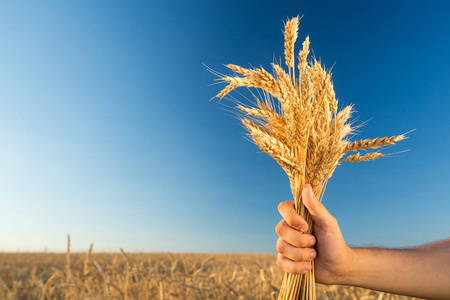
(334, 245), (357, 285)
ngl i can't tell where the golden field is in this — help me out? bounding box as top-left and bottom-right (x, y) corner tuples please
(0, 244), (420, 300)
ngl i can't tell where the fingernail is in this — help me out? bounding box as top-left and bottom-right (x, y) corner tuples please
(309, 239), (315, 246)
(299, 225), (307, 232)
(304, 263), (312, 272)
(310, 251), (316, 260)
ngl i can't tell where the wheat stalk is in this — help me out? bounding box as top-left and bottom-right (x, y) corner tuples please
(212, 16), (406, 300)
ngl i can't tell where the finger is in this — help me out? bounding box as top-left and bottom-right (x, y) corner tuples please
(276, 238), (317, 262)
(278, 201), (309, 232)
(275, 220), (316, 247)
(302, 185), (335, 227)
(277, 253), (312, 274)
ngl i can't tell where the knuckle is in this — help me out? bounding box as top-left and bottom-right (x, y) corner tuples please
(277, 201), (286, 213)
(276, 255), (283, 268)
(275, 221), (284, 236)
(276, 239), (284, 253)
(278, 200), (294, 214)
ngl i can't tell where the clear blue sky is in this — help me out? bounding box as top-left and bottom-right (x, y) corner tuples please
(0, 1), (449, 253)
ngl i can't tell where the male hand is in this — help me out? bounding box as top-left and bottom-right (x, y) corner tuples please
(275, 184), (352, 284)
(276, 185), (450, 299)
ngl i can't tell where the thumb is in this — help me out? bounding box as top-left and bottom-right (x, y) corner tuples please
(302, 184), (335, 227)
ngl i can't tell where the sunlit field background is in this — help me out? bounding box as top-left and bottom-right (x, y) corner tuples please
(0, 237), (422, 299)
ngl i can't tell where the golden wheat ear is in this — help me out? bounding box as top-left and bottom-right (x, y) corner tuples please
(345, 134), (405, 152)
(341, 152), (384, 163)
(284, 16), (300, 69)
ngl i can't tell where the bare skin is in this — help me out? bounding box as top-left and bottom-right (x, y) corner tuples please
(276, 184), (450, 300)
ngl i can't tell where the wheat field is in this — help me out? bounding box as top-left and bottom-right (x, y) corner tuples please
(0, 239), (421, 300)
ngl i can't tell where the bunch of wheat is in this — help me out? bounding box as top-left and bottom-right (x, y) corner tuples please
(214, 16), (405, 300)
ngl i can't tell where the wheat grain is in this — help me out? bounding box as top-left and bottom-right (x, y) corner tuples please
(242, 119), (301, 177)
(216, 82), (239, 98)
(345, 135), (405, 152)
(284, 16), (300, 70)
(342, 152), (385, 163)
(298, 36), (310, 81)
(273, 64), (299, 108)
(227, 64), (255, 77)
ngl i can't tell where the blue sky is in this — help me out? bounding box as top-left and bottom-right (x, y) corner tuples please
(0, 1), (449, 253)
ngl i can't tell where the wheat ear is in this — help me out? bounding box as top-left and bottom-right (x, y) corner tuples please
(342, 152), (384, 162)
(284, 16), (300, 74)
(242, 119), (301, 177)
(345, 135), (405, 152)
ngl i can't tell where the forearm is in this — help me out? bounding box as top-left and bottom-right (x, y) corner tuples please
(338, 239), (450, 300)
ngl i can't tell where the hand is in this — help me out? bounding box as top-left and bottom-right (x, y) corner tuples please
(276, 186), (450, 298)
(275, 184), (352, 285)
